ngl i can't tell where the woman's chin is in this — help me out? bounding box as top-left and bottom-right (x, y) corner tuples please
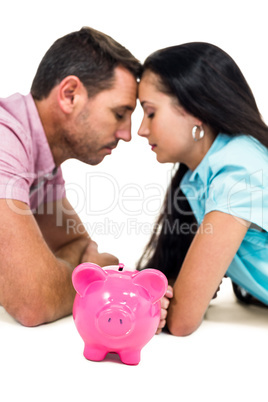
(156, 154), (173, 164)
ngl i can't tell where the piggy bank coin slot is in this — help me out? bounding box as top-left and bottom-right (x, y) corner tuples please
(118, 263), (124, 272)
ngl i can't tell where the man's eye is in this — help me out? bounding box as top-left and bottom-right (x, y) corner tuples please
(116, 113), (124, 120)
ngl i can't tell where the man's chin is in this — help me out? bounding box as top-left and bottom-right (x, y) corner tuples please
(84, 155), (106, 166)
(86, 159), (103, 166)
(80, 148), (114, 165)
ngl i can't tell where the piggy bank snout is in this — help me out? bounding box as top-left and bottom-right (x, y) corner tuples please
(97, 306), (133, 337)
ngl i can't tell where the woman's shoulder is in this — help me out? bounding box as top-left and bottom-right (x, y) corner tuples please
(205, 134), (268, 230)
(209, 134), (268, 172)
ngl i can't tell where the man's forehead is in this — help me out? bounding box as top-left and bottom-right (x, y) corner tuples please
(90, 66), (137, 111)
(111, 67), (137, 109)
(113, 65), (138, 83)
(113, 66), (137, 89)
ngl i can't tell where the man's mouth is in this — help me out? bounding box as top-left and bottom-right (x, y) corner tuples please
(102, 141), (118, 152)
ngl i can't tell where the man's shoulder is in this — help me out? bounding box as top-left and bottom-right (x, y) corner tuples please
(0, 93), (33, 145)
(0, 93), (26, 126)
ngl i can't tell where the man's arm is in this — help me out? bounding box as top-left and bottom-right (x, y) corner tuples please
(34, 197), (119, 268)
(0, 198), (117, 326)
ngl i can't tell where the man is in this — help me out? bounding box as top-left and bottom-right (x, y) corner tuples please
(0, 27), (140, 326)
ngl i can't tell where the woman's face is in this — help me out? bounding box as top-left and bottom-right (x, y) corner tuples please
(138, 71), (202, 168)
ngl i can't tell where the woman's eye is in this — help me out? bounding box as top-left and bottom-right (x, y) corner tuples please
(148, 112), (155, 119)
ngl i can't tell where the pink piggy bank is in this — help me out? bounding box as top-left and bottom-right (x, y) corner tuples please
(72, 262), (168, 365)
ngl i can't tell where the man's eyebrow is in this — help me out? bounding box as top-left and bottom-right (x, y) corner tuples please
(125, 105), (135, 111)
(113, 105), (136, 112)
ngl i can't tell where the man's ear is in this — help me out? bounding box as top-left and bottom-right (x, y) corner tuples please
(57, 75), (86, 114)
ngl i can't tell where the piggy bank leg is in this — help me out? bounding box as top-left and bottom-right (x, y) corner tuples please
(84, 344), (107, 362)
(119, 349), (141, 365)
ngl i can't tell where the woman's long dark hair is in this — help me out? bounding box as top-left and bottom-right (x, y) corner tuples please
(137, 42), (268, 281)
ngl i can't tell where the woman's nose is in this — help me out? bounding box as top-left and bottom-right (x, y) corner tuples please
(138, 120), (150, 137)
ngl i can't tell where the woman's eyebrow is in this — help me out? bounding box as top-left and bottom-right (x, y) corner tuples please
(140, 101), (149, 107)
(140, 101), (155, 108)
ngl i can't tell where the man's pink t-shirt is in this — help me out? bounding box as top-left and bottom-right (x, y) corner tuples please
(0, 93), (66, 212)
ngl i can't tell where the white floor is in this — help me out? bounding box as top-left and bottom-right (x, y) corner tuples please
(0, 277), (267, 402)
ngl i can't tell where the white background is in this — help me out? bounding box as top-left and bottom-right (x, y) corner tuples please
(0, 1), (268, 401)
(0, 0), (267, 267)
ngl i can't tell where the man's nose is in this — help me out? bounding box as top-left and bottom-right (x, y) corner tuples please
(115, 122), (132, 142)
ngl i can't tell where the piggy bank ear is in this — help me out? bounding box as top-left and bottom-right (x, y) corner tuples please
(133, 269), (168, 303)
(72, 262), (107, 297)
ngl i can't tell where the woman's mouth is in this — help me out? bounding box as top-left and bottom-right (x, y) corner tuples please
(150, 144), (157, 151)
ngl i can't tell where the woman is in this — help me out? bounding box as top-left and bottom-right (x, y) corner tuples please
(137, 42), (268, 336)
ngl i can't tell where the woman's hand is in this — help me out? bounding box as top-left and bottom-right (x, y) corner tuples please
(81, 241), (119, 267)
(156, 285), (173, 334)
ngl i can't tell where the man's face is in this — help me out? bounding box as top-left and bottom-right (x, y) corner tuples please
(62, 66), (137, 165)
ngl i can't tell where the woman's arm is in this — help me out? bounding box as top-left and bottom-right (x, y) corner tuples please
(167, 211), (250, 336)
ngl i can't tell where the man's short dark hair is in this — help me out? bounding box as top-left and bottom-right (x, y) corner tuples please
(31, 26), (141, 100)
